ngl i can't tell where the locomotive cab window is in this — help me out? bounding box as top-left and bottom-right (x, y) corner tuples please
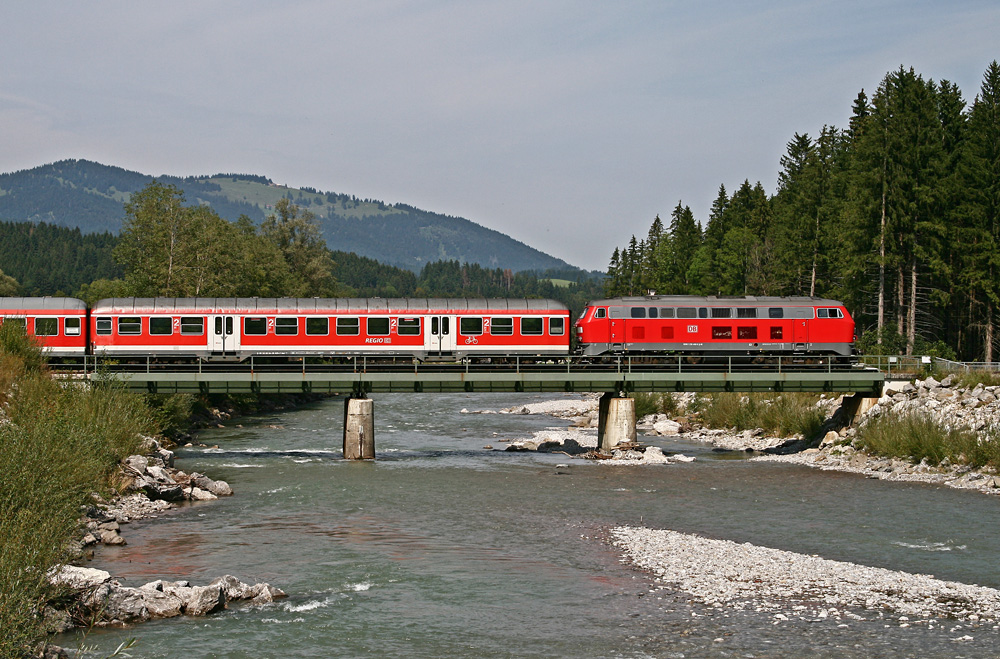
(65, 317), (82, 336)
(460, 317), (483, 335)
(630, 307), (646, 319)
(490, 317), (513, 335)
(275, 317), (298, 335)
(549, 317), (565, 335)
(367, 317), (390, 336)
(244, 317), (267, 335)
(818, 308), (843, 319)
(594, 308), (606, 319)
(337, 317), (360, 336)
(35, 317), (59, 336)
(180, 317), (204, 335)
(521, 317), (543, 335)
(96, 317), (112, 335)
(118, 317), (142, 335)
(306, 317), (329, 336)
(398, 318), (421, 335)
(150, 317), (172, 335)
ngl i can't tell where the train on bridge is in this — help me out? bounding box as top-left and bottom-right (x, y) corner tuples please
(0, 295), (855, 361)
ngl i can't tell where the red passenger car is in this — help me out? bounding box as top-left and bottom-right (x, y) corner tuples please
(0, 297), (89, 356)
(90, 297), (570, 361)
(574, 296), (855, 357)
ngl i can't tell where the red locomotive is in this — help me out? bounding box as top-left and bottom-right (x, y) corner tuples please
(574, 296), (855, 357)
(0, 297), (89, 356)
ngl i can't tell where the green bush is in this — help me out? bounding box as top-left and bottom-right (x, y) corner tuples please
(856, 411), (1000, 469)
(0, 331), (154, 657)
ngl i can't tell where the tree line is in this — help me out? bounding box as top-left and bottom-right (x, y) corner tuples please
(0, 182), (602, 317)
(605, 62), (1000, 362)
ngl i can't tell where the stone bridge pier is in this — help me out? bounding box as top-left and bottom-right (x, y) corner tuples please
(343, 397), (375, 460)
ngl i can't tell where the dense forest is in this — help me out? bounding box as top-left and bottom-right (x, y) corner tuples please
(604, 62), (1000, 362)
(0, 221), (121, 294)
(0, 187), (603, 316)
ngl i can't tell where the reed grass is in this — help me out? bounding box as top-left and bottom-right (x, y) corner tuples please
(0, 325), (155, 657)
(856, 411), (1000, 469)
(695, 392), (827, 439)
(631, 392), (683, 420)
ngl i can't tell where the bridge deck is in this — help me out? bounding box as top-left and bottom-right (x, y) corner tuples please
(55, 356), (885, 396)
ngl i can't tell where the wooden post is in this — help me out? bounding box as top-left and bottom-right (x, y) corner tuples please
(343, 397), (375, 460)
(598, 393), (636, 452)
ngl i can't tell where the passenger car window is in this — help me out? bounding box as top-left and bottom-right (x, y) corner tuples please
(398, 318), (421, 335)
(337, 317), (359, 336)
(35, 317), (59, 336)
(244, 317), (267, 335)
(490, 317), (513, 335)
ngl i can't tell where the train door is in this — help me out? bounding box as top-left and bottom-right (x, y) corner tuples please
(210, 315), (240, 357)
(792, 318), (809, 346)
(427, 315), (456, 354)
(609, 307), (623, 346)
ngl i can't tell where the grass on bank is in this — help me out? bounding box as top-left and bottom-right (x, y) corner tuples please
(693, 392), (827, 439)
(855, 411), (1000, 470)
(632, 391), (827, 440)
(0, 323), (156, 659)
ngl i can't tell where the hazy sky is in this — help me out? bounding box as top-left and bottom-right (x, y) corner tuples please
(2, 1), (997, 270)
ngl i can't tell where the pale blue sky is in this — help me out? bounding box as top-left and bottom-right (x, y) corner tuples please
(1, 1), (997, 270)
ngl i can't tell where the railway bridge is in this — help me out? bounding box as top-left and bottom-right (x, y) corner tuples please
(57, 356), (885, 459)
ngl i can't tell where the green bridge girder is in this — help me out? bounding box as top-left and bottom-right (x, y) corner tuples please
(64, 359), (885, 397)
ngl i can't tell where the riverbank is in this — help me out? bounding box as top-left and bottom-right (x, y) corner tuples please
(478, 381), (1000, 495)
(611, 526), (1000, 629)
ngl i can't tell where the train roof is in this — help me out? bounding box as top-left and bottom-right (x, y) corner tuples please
(587, 295), (845, 307)
(0, 296), (88, 312)
(91, 297), (569, 314)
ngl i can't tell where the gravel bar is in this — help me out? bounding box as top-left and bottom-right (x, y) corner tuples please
(610, 526), (1000, 625)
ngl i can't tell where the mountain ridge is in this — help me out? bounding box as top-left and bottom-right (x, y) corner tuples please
(0, 159), (576, 273)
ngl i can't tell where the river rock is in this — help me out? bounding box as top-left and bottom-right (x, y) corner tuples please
(146, 465), (175, 483)
(49, 566), (111, 590)
(137, 586), (184, 618)
(188, 486), (218, 501)
(124, 455), (148, 475)
(819, 431), (840, 449)
(653, 419), (681, 435)
(179, 584), (226, 616)
(137, 476), (186, 502)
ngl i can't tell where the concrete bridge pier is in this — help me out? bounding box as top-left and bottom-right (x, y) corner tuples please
(343, 397), (375, 460)
(597, 392), (637, 452)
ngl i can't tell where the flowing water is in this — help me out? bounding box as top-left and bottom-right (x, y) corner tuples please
(65, 393), (1000, 658)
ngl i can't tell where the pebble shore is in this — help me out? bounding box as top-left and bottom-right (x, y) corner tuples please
(611, 526), (1000, 628)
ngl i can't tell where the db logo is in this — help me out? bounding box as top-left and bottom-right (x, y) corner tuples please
(687, 325), (698, 333)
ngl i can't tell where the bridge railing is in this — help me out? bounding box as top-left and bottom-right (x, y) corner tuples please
(50, 354), (865, 376)
(856, 355), (1000, 379)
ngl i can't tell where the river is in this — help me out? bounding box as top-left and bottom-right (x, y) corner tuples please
(65, 393), (1000, 658)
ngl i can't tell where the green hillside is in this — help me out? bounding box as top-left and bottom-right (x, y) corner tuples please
(0, 160), (573, 273)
